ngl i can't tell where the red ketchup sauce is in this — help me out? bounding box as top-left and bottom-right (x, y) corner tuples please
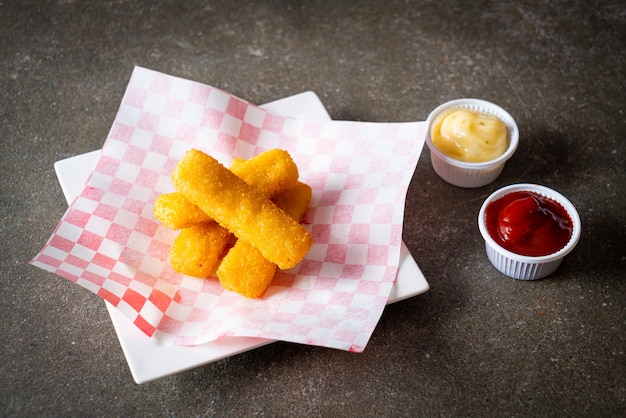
(485, 191), (573, 256)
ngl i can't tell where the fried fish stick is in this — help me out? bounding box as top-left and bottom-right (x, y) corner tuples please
(217, 241), (277, 298)
(217, 182), (312, 298)
(168, 222), (231, 278)
(154, 192), (213, 229)
(229, 149), (299, 197)
(172, 149), (312, 270)
(272, 182), (313, 220)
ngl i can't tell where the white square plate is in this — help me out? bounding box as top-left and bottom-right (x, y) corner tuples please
(54, 91), (429, 383)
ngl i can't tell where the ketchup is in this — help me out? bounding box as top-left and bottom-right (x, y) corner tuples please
(485, 191), (573, 256)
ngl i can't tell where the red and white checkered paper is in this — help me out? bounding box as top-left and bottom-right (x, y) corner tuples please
(31, 66), (427, 352)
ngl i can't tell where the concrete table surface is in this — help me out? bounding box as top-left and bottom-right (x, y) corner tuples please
(2, 1), (624, 416)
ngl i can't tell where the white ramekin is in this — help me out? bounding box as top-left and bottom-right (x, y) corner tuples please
(426, 98), (519, 188)
(477, 184), (581, 280)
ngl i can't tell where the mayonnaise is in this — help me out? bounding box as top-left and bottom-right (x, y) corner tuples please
(430, 108), (508, 162)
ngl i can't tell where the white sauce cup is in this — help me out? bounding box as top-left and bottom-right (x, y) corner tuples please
(426, 98), (519, 188)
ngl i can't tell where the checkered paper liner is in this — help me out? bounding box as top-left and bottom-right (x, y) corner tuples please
(31, 67), (427, 352)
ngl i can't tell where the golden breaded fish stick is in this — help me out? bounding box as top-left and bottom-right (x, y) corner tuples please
(154, 192), (213, 229)
(217, 182), (312, 298)
(217, 241), (277, 298)
(229, 149), (299, 197)
(172, 149), (312, 270)
(272, 182), (312, 220)
(169, 222), (231, 278)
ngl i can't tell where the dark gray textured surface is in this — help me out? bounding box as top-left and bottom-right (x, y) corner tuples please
(2, 1), (625, 416)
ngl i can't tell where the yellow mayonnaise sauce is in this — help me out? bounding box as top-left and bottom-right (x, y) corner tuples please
(430, 109), (508, 162)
